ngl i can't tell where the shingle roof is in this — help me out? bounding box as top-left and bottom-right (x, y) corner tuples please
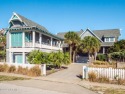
(93, 29), (120, 39)
(101, 42), (114, 46)
(57, 29), (120, 47)
(8, 13), (63, 40)
(16, 13), (49, 32)
(57, 29), (84, 39)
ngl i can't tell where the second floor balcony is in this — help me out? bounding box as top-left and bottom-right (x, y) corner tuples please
(9, 31), (62, 50)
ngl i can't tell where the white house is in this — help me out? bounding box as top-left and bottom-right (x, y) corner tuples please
(5, 12), (63, 64)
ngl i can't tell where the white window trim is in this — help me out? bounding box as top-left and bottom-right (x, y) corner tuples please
(105, 37), (115, 42)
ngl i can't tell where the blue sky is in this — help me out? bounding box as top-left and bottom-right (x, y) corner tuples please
(0, 0), (125, 39)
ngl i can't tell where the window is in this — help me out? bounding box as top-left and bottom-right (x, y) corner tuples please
(110, 37), (115, 42)
(11, 32), (22, 47)
(105, 37), (115, 42)
(105, 38), (109, 42)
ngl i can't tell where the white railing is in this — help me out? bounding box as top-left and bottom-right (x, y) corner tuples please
(25, 42), (62, 50)
(35, 43), (41, 48)
(83, 66), (125, 80)
(25, 42), (33, 47)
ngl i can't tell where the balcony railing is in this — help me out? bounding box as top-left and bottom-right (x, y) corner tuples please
(25, 41), (33, 47)
(11, 41), (62, 50)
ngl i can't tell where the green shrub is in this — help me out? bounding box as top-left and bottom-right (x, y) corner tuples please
(88, 71), (97, 82)
(8, 65), (16, 73)
(28, 66), (41, 77)
(97, 54), (107, 61)
(17, 66), (28, 75)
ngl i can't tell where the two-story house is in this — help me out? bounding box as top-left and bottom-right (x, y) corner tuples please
(57, 28), (120, 62)
(5, 12), (63, 64)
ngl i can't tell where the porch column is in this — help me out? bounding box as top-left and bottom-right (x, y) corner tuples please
(33, 31), (35, 47)
(9, 52), (12, 63)
(103, 47), (105, 54)
(22, 31), (25, 47)
(59, 41), (61, 48)
(39, 33), (42, 48)
(23, 52), (25, 64)
(51, 37), (52, 47)
(9, 31), (11, 48)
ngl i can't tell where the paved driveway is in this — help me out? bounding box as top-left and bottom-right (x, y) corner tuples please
(43, 63), (87, 82)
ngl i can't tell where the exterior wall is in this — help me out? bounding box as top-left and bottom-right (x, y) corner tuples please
(81, 30), (93, 39)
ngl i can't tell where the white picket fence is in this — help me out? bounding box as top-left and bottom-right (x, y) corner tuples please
(83, 66), (125, 80)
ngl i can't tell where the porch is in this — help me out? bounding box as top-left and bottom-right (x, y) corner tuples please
(10, 31), (62, 50)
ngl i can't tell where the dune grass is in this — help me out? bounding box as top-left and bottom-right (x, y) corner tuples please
(0, 75), (30, 81)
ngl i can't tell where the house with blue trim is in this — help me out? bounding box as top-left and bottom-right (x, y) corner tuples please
(6, 12), (63, 64)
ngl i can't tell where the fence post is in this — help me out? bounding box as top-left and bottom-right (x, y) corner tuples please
(83, 66), (86, 79)
(41, 64), (46, 76)
(83, 66), (88, 79)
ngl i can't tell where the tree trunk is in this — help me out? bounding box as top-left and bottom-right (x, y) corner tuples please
(88, 52), (90, 63)
(69, 45), (72, 63)
(94, 52), (97, 61)
(73, 51), (76, 63)
(116, 61), (118, 68)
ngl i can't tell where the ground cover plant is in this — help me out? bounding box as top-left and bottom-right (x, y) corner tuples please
(0, 75), (29, 81)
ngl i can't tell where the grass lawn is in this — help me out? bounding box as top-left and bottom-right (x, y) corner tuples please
(90, 86), (125, 94)
(0, 75), (30, 81)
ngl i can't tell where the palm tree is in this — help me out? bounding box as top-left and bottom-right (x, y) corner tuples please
(64, 31), (80, 63)
(80, 36), (101, 62)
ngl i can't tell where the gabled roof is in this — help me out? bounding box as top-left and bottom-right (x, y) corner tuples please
(9, 12), (48, 32)
(57, 29), (84, 39)
(7, 12), (63, 40)
(80, 28), (103, 42)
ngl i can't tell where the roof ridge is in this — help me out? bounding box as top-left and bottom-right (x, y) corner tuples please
(15, 12), (49, 32)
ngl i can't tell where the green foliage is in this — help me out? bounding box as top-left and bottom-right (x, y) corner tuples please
(80, 36), (101, 54)
(27, 50), (49, 64)
(0, 75), (29, 81)
(48, 51), (70, 68)
(107, 39), (125, 53)
(97, 54), (107, 61)
(27, 50), (70, 67)
(63, 52), (70, 65)
(64, 31), (80, 63)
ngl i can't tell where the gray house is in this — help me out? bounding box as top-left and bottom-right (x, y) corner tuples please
(57, 28), (120, 55)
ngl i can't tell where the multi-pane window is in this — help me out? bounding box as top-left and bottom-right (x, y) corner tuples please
(105, 37), (115, 42)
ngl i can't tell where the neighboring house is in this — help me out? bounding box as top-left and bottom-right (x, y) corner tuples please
(57, 28), (120, 54)
(5, 12), (63, 64)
